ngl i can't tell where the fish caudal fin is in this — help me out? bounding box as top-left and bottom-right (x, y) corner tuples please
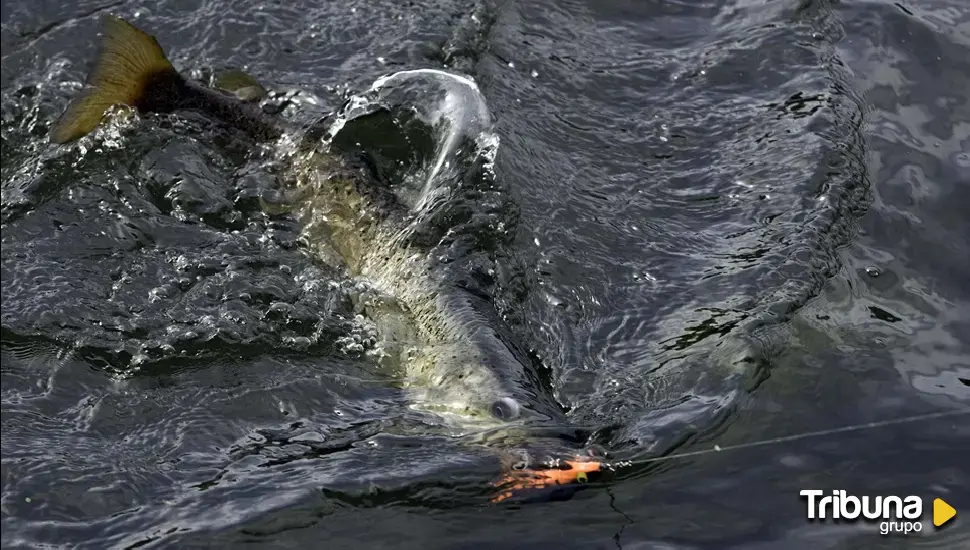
(50, 15), (181, 144)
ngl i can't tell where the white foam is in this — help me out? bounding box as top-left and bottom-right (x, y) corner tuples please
(325, 68), (498, 213)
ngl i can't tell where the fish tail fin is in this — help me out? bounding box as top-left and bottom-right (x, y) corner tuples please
(50, 15), (182, 144)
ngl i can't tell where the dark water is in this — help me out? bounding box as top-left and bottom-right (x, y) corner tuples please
(2, 0), (969, 548)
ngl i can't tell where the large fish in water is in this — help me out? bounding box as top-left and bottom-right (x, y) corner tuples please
(51, 15), (604, 501)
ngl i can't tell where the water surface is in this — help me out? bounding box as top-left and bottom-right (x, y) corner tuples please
(2, 0), (968, 548)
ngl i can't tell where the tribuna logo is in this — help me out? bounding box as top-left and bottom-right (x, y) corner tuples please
(800, 489), (923, 535)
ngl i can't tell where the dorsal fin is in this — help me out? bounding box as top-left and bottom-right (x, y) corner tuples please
(214, 68), (268, 102)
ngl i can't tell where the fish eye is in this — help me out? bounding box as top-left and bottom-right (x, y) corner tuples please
(490, 397), (521, 421)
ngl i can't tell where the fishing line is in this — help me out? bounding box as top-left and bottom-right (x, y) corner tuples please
(607, 408), (970, 469)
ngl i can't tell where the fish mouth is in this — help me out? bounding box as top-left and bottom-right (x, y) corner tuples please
(408, 387), (606, 503)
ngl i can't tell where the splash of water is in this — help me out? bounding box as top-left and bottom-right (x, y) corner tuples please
(326, 68), (499, 216)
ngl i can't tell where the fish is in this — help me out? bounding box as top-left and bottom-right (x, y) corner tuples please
(51, 15), (603, 497)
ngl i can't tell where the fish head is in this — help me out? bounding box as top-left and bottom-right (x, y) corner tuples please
(405, 342), (608, 477)
(404, 342), (563, 430)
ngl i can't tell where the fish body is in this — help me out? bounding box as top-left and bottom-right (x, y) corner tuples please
(52, 15), (566, 434)
(290, 142), (563, 428)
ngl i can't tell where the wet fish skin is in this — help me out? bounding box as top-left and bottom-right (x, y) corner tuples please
(290, 147), (564, 427)
(51, 15), (566, 432)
